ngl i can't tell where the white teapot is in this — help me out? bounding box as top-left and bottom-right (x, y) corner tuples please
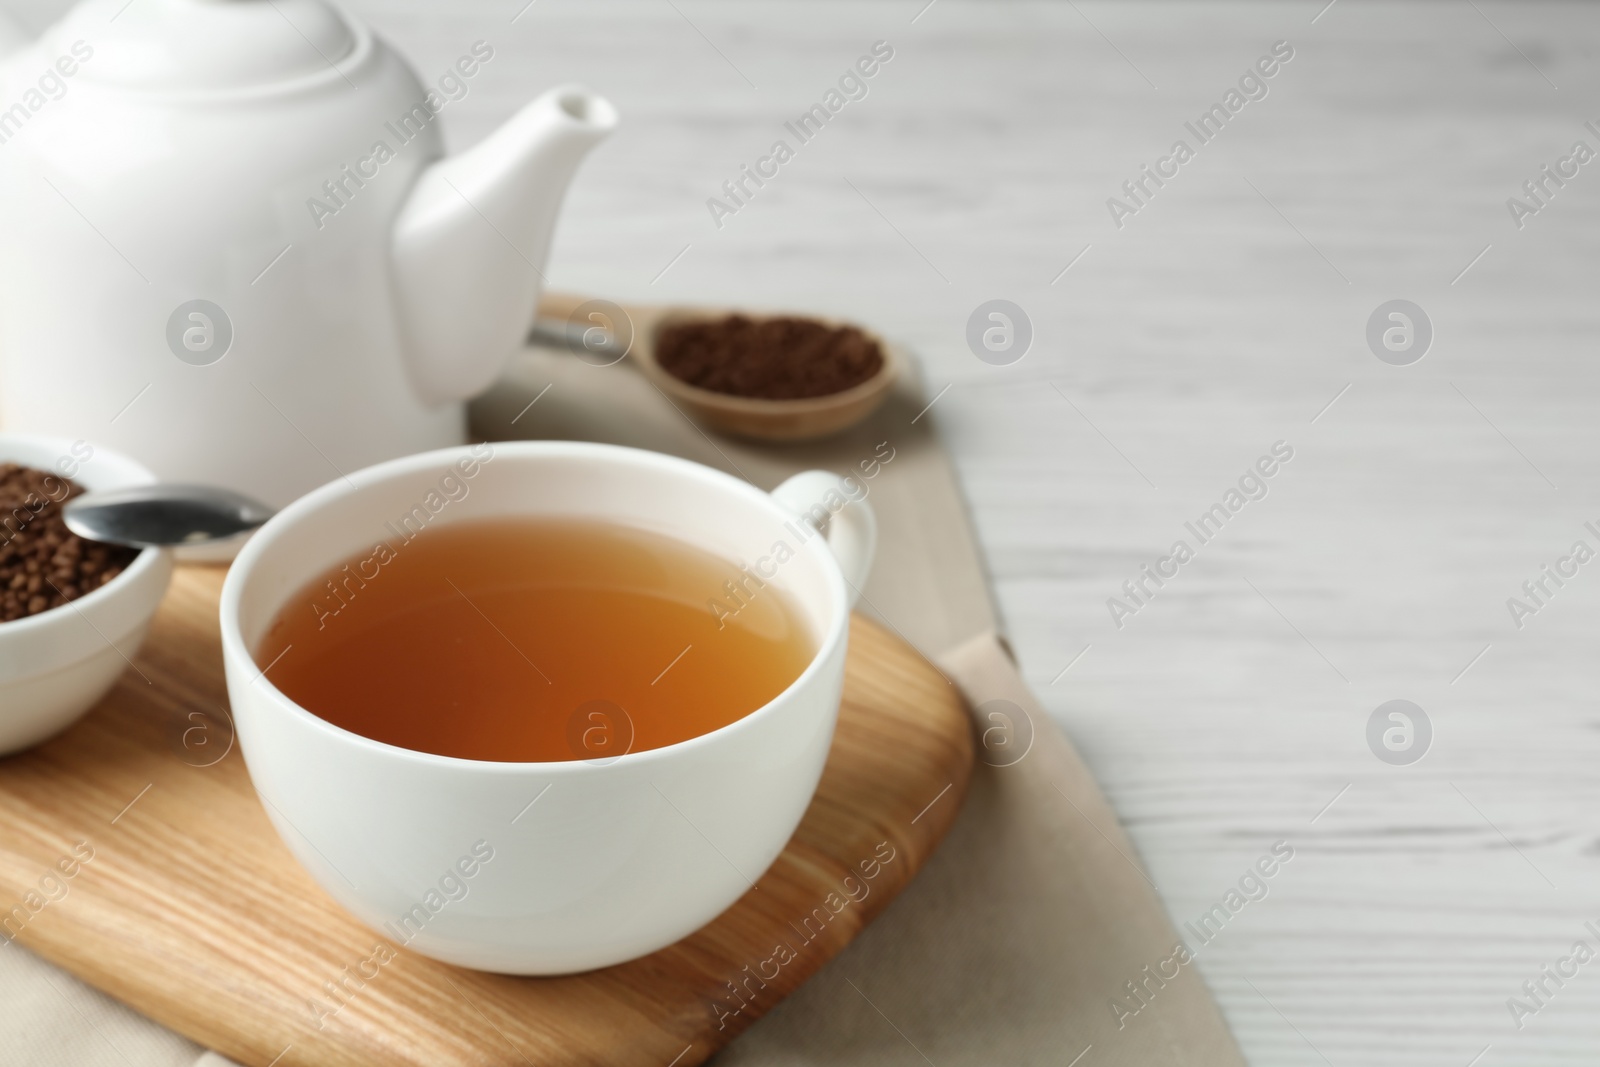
(0, 0), (615, 508)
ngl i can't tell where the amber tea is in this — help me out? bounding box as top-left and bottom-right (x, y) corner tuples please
(259, 517), (815, 762)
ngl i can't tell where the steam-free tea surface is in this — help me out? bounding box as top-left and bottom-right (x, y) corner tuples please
(263, 518), (814, 761)
(0, 566), (973, 1067)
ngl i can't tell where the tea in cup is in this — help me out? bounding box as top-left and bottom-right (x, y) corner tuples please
(219, 442), (874, 974)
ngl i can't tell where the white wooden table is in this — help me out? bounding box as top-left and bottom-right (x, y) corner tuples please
(10, 1), (1600, 1064)
(431, 3), (1594, 1063)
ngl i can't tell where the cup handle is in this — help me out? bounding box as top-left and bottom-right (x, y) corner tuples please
(770, 471), (876, 608)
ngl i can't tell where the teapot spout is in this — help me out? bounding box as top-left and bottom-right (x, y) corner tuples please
(391, 85), (617, 405)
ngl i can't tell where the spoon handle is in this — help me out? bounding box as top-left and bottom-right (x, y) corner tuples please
(63, 484), (275, 549)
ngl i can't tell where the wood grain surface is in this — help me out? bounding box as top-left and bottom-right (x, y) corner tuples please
(0, 566), (972, 1067)
(438, 4), (1597, 1062)
(4, 1), (1596, 1063)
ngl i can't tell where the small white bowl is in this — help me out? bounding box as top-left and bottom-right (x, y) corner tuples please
(0, 435), (173, 755)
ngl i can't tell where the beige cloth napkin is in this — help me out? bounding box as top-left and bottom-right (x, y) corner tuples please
(0, 316), (1243, 1065)
(473, 314), (1247, 1067)
(713, 633), (1245, 1066)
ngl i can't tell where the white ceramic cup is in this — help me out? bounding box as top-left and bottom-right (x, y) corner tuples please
(219, 441), (875, 974)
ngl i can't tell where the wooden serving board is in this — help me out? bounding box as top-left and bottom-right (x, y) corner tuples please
(0, 566), (973, 1066)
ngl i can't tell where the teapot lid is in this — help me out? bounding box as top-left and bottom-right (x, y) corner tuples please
(43, 0), (360, 94)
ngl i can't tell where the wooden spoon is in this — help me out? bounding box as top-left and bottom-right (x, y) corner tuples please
(531, 293), (902, 442)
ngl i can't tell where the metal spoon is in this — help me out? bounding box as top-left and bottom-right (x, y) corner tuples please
(527, 315), (629, 364)
(63, 484), (275, 549)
